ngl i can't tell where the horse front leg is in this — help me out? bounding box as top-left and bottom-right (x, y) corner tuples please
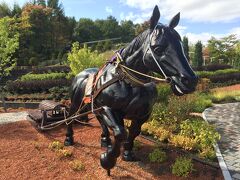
(123, 117), (149, 161)
(99, 106), (126, 172)
(96, 115), (112, 147)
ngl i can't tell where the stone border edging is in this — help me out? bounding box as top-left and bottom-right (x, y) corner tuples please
(202, 108), (232, 180)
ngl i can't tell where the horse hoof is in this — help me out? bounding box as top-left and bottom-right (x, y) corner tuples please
(100, 152), (117, 170)
(101, 137), (112, 148)
(64, 137), (74, 146)
(122, 151), (139, 162)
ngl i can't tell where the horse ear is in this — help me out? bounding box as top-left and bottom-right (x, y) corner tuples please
(169, 12), (180, 28)
(150, 5), (160, 29)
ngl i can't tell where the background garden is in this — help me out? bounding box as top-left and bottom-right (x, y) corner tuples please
(0, 0), (240, 177)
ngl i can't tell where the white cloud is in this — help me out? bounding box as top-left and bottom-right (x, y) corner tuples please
(119, 11), (150, 24)
(229, 27), (240, 39)
(178, 27), (240, 45)
(120, 0), (240, 23)
(105, 6), (113, 14)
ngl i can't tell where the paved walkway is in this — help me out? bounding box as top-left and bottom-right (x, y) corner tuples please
(0, 112), (28, 125)
(203, 103), (240, 180)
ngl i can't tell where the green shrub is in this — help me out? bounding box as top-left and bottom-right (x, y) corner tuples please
(49, 141), (64, 151)
(68, 42), (105, 75)
(156, 84), (172, 103)
(69, 160), (85, 171)
(133, 140), (142, 151)
(148, 148), (167, 163)
(190, 94), (212, 112)
(180, 119), (220, 159)
(196, 68), (240, 78)
(29, 57), (38, 66)
(172, 156), (193, 177)
(169, 134), (197, 150)
(57, 149), (73, 159)
(6, 79), (71, 94)
(21, 72), (67, 81)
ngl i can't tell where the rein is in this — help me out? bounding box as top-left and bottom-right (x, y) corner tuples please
(116, 52), (169, 85)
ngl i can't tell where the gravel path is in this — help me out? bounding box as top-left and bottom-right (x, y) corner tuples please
(203, 102), (240, 180)
(0, 112), (27, 125)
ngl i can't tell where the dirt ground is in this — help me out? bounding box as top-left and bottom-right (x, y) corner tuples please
(0, 119), (223, 180)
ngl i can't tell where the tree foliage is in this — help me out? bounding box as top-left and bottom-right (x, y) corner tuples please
(182, 36), (190, 61)
(67, 43), (104, 75)
(0, 17), (19, 78)
(193, 41), (203, 67)
(207, 35), (239, 65)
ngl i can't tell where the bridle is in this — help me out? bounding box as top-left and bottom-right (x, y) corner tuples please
(142, 23), (170, 82)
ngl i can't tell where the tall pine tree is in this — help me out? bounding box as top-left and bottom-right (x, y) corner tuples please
(193, 41), (203, 67)
(182, 36), (190, 61)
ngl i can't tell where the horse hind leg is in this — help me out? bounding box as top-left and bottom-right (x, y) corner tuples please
(64, 105), (76, 146)
(123, 117), (149, 161)
(64, 91), (87, 146)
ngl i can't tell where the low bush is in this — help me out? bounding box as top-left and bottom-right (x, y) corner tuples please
(210, 90), (240, 103)
(48, 141), (64, 151)
(180, 119), (220, 159)
(169, 134), (197, 151)
(20, 72), (67, 81)
(133, 140), (142, 151)
(31, 65), (70, 74)
(156, 84), (172, 103)
(194, 64), (232, 71)
(6, 79), (72, 94)
(197, 69), (240, 78)
(209, 72), (240, 83)
(68, 43), (105, 75)
(69, 160), (85, 171)
(57, 149), (73, 159)
(172, 156), (193, 177)
(148, 148), (167, 163)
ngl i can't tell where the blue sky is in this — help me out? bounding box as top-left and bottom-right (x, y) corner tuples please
(2, 0), (240, 44)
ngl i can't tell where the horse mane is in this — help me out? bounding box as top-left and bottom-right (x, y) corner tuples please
(121, 29), (150, 60)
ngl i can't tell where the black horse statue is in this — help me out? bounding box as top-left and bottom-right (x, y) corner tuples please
(64, 5), (198, 173)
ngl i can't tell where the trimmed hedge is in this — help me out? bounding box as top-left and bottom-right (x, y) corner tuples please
(196, 68), (240, 78)
(21, 72), (67, 81)
(6, 79), (72, 94)
(209, 72), (240, 83)
(194, 64), (232, 71)
(11, 65), (70, 75)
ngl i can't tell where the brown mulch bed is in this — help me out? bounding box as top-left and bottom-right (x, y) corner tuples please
(0, 119), (223, 180)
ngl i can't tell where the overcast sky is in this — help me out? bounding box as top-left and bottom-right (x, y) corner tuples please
(2, 0), (240, 44)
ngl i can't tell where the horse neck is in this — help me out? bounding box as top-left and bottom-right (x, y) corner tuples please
(121, 30), (150, 74)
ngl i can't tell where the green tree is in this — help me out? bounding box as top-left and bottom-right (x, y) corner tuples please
(0, 17), (19, 78)
(182, 36), (190, 61)
(135, 21), (149, 35)
(68, 43), (104, 75)
(95, 16), (120, 39)
(74, 18), (100, 43)
(37, 0), (46, 7)
(207, 35), (239, 64)
(12, 3), (22, 17)
(120, 20), (135, 42)
(193, 41), (203, 67)
(0, 2), (11, 18)
(0, 17), (19, 112)
(233, 41), (240, 68)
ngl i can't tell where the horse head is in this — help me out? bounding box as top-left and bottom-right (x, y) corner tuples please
(143, 5), (198, 96)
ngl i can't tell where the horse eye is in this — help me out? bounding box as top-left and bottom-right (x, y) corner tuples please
(153, 45), (165, 55)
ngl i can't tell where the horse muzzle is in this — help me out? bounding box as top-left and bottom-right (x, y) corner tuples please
(170, 75), (198, 96)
